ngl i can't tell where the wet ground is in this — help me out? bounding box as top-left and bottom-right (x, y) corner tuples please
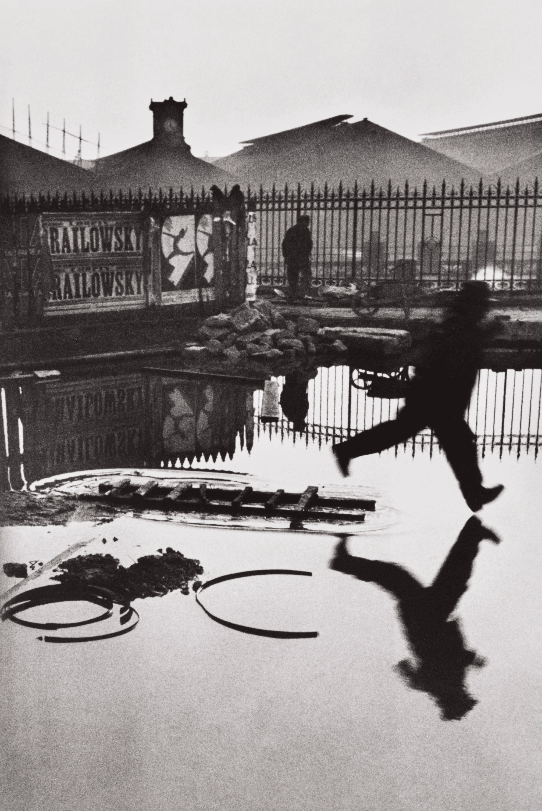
(1, 362), (542, 810)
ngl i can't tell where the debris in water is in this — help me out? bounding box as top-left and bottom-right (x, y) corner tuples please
(3, 562), (29, 579)
(52, 547), (204, 601)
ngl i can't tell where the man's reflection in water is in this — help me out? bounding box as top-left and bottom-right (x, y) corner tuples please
(280, 368), (317, 433)
(330, 517), (500, 720)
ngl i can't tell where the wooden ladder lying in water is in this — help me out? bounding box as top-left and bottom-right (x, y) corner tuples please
(88, 478), (375, 525)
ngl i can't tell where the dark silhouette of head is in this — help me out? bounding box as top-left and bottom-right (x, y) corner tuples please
(297, 215), (311, 227)
(453, 281), (492, 322)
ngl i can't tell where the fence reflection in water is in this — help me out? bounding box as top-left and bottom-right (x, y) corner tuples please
(1, 365), (542, 492)
(255, 366), (542, 459)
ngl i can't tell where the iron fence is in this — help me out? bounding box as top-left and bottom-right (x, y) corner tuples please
(248, 180), (542, 292)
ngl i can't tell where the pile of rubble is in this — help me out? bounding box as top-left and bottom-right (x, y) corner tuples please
(186, 299), (347, 364)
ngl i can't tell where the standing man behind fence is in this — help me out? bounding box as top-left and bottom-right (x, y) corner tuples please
(282, 215), (313, 301)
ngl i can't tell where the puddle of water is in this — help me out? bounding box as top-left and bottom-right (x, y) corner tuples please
(2, 363), (542, 810)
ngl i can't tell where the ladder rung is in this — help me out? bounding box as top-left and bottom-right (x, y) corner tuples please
(231, 486), (253, 509)
(292, 486), (318, 512)
(265, 489), (284, 510)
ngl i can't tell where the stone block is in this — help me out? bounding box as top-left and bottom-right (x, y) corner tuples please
(198, 325), (232, 342)
(296, 316), (320, 335)
(319, 327), (411, 355)
(231, 306), (266, 334)
(271, 311), (287, 328)
(223, 346), (241, 364)
(331, 340), (348, 353)
(206, 339), (224, 356)
(277, 338), (306, 353)
(203, 313), (234, 329)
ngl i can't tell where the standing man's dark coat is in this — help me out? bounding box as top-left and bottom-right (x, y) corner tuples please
(282, 215), (313, 299)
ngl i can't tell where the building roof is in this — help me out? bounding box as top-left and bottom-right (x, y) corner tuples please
(420, 113), (542, 175)
(489, 150), (542, 187)
(92, 97), (232, 192)
(0, 134), (94, 195)
(215, 116), (481, 190)
(92, 139), (232, 192)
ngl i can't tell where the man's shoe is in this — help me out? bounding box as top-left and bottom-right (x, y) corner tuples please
(465, 484), (504, 512)
(332, 445), (350, 477)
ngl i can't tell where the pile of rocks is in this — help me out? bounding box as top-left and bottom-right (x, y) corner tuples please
(187, 300), (347, 364)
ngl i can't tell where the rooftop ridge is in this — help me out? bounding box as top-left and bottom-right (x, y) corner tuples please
(421, 112), (542, 139)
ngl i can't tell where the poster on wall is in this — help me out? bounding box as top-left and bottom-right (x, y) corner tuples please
(43, 212), (146, 314)
(160, 213), (215, 305)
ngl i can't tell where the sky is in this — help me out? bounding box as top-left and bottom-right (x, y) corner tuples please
(2, 0), (542, 162)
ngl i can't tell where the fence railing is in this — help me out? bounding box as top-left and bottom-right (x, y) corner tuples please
(248, 179), (542, 292)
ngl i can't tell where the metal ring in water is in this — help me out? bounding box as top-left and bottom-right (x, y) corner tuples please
(1, 584), (139, 643)
(195, 569), (318, 639)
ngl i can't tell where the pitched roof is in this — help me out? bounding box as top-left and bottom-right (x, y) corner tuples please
(420, 113), (542, 175)
(215, 117), (480, 190)
(490, 150), (542, 187)
(92, 140), (232, 192)
(0, 134), (93, 195)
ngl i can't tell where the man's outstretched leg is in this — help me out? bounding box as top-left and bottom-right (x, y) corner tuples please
(332, 406), (425, 476)
(432, 417), (504, 512)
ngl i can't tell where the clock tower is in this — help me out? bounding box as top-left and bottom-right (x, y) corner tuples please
(149, 97), (190, 150)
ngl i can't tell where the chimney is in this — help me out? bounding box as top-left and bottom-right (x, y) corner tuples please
(149, 96), (190, 149)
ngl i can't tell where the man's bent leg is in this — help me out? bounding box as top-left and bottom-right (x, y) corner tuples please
(333, 406), (425, 470)
(432, 417), (503, 510)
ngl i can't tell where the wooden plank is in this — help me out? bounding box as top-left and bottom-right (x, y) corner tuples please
(162, 482), (192, 503)
(108, 478), (133, 497)
(265, 489), (284, 510)
(292, 486), (318, 513)
(199, 483), (209, 506)
(134, 480), (160, 499)
(231, 486), (253, 510)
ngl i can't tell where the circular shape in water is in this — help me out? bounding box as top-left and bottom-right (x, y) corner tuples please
(195, 569), (319, 639)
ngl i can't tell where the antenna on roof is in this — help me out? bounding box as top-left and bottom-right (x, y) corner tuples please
(97, 132), (100, 160)
(46, 112), (50, 153)
(12, 99), (15, 139)
(62, 119), (66, 158)
(28, 105), (32, 145)
(76, 125), (82, 162)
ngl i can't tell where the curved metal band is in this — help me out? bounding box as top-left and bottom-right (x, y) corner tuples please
(195, 569), (318, 639)
(2, 584), (139, 642)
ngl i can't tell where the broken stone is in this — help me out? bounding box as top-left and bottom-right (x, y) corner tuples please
(257, 334), (274, 348)
(198, 325), (232, 342)
(206, 339), (224, 356)
(223, 346), (242, 363)
(270, 311), (287, 328)
(285, 320), (297, 334)
(246, 342), (264, 356)
(297, 316), (320, 335)
(251, 298), (275, 319)
(331, 339), (348, 353)
(221, 333), (239, 348)
(271, 329), (296, 342)
(258, 348), (283, 361)
(250, 348), (283, 361)
(231, 307), (266, 334)
(203, 313), (234, 329)
(277, 338), (306, 353)
(236, 333), (264, 349)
